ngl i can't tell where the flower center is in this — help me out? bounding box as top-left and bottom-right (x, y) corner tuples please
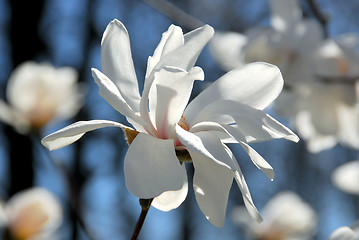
(178, 115), (190, 131)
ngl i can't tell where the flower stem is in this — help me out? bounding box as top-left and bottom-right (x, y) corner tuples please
(131, 198), (153, 240)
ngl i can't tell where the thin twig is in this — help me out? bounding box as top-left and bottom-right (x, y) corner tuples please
(307, 0), (328, 37)
(131, 198), (153, 240)
(142, 0), (205, 30)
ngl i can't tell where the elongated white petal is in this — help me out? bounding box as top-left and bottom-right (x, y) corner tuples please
(185, 63), (284, 124)
(153, 66), (204, 139)
(270, 0), (301, 33)
(101, 19), (140, 112)
(140, 25), (214, 134)
(190, 150), (233, 227)
(124, 133), (183, 199)
(190, 100), (298, 142)
(223, 145), (263, 223)
(146, 25), (184, 77)
(41, 120), (130, 150)
(157, 24), (214, 71)
(176, 125), (237, 170)
(239, 142), (275, 180)
(209, 31), (248, 71)
(92, 68), (145, 128)
(152, 165), (188, 211)
(234, 170), (263, 223)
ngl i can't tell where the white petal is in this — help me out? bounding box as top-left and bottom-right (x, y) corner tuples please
(124, 133), (184, 199)
(176, 125), (237, 170)
(190, 150), (233, 227)
(189, 100), (298, 142)
(153, 66), (204, 139)
(152, 165), (188, 211)
(332, 160), (359, 195)
(329, 226), (356, 240)
(146, 25), (184, 77)
(209, 31), (248, 71)
(270, 0), (302, 32)
(239, 142), (275, 180)
(6, 187), (62, 239)
(101, 19), (141, 112)
(140, 25), (214, 133)
(337, 104), (359, 149)
(185, 62), (284, 124)
(223, 145), (263, 223)
(91, 68), (146, 129)
(41, 120), (130, 150)
(234, 170), (263, 223)
(158, 24), (214, 71)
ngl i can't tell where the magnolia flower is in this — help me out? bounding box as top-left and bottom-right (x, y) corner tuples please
(232, 191), (317, 240)
(0, 188), (63, 240)
(330, 221), (359, 240)
(332, 160), (359, 195)
(0, 61), (83, 133)
(294, 34), (359, 152)
(209, 0), (323, 87)
(41, 19), (298, 227)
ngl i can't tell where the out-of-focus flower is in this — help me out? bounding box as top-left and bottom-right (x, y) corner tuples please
(0, 61), (83, 134)
(41, 19), (298, 227)
(209, 0), (323, 86)
(0, 187), (63, 240)
(294, 34), (359, 153)
(232, 191), (317, 240)
(332, 160), (359, 195)
(330, 221), (359, 240)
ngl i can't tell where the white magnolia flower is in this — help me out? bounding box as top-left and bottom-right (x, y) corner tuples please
(0, 188), (63, 240)
(330, 221), (359, 240)
(332, 160), (359, 195)
(295, 34), (359, 153)
(41, 19), (298, 226)
(232, 191), (317, 240)
(209, 0), (323, 87)
(0, 61), (83, 133)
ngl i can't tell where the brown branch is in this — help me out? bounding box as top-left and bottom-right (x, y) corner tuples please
(131, 198), (153, 240)
(307, 0), (329, 37)
(142, 0), (205, 30)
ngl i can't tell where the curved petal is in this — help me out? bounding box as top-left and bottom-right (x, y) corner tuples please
(209, 31), (248, 71)
(185, 62), (284, 124)
(101, 19), (140, 112)
(222, 145), (263, 223)
(41, 120), (130, 150)
(158, 24), (214, 71)
(153, 66), (204, 139)
(176, 124), (237, 170)
(189, 100), (298, 142)
(91, 68), (146, 129)
(270, 0), (302, 33)
(239, 142), (275, 180)
(189, 121), (275, 180)
(146, 25), (184, 77)
(152, 165), (188, 211)
(124, 133), (184, 199)
(190, 150), (233, 227)
(140, 25), (214, 135)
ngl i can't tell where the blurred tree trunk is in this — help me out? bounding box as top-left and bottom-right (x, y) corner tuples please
(6, 0), (45, 197)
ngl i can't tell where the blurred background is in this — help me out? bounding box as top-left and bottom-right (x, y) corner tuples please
(0, 0), (358, 239)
